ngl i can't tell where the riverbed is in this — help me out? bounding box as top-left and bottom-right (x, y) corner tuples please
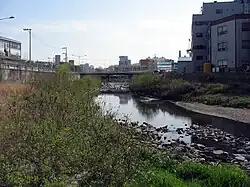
(97, 93), (250, 173)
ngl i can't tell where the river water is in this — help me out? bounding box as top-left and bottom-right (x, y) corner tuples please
(97, 93), (250, 145)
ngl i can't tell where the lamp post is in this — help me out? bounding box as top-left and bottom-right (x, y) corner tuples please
(23, 28), (32, 62)
(0, 16), (14, 21)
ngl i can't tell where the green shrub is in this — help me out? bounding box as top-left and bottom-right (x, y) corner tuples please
(0, 67), (147, 186)
(194, 94), (250, 108)
(131, 73), (161, 91)
(160, 79), (194, 100)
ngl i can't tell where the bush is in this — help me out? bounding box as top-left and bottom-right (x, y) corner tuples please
(0, 67), (147, 186)
(130, 73), (161, 91)
(161, 79), (194, 100)
(194, 94), (250, 108)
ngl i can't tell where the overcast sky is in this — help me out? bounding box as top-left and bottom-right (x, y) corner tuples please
(0, 0), (228, 66)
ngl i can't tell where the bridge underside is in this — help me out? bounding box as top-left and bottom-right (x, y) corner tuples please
(80, 74), (134, 81)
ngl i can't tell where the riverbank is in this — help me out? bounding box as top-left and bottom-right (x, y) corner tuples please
(175, 102), (250, 124)
(130, 72), (250, 109)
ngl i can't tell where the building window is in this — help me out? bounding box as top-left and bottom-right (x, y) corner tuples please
(196, 56), (203, 60)
(217, 26), (228, 36)
(194, 21), (210, 26)
(196, 33), (203, 37)
(242, 40), (250, 49)
(218, 59), (228, 67)
(218, 60), (228, 72)
(193, 45), (206, 50)
(218, 42), (228, 51)
(216, 9), (223, 14)
(242, 22), (250, 31)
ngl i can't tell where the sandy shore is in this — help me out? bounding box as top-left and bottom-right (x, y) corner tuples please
(175, 101), (250, 124)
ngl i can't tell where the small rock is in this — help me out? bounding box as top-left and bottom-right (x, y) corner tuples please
(245, 155), (250, 161)
(237, 149), (247, 154)
(235, 155), (246, 162)
(245, 146), (250, 151)
(143, 122), (150, 126)
(197, 144), (206, 149)
(213, 150), (224, 155)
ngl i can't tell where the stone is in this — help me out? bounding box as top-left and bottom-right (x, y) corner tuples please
(245, 155), (250, 161)
(245, 146), (250, 151)
(213, 150), (224, 155)
(197, 144), (206, 149)
(234, 155), (246, 162)
(237, 149), (247, 154)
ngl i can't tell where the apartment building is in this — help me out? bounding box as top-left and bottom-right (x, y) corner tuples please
(192, 0), (249, 72)
(210, 14), (250, 72)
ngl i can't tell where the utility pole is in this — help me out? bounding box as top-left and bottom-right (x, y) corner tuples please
(62, 47), (68, 62)
(23, 28), (32, 62)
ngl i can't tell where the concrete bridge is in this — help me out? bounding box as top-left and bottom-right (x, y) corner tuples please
(72, 71), (151, 80)
(73, 70), (150, 76)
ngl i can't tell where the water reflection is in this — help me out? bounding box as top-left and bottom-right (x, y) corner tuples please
(132, 99), (160, 120)
(98, 93), (250, 140)
(97, 93), (192, 129)
(115, 94), (132, 105)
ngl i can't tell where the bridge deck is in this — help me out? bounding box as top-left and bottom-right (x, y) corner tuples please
(72, 71), (150, 76)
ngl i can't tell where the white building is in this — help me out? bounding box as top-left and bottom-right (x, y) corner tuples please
(0, 36), (21, 59)
(191, 0), (250, 72)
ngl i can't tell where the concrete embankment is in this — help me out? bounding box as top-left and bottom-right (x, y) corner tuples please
(175, 101), (250, 124)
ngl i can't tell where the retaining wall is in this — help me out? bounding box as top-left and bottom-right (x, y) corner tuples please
(0, 68), (54, 83)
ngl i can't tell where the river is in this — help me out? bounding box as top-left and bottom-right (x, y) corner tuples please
(97, 93), (250, 146)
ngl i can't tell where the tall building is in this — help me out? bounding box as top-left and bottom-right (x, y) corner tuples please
(118, 56), (131, 72)
(210, 14), (250, 72)
(191, 0), (250, 72)
(119, 56), (131, 66)
(0, 36), (21, 59)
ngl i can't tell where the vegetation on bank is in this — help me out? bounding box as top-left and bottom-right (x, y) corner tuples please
(0, 66), (249, 186)
(130, 72), (250, 108)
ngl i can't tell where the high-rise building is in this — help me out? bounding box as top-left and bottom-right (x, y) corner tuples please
(191, 0), (250, 72)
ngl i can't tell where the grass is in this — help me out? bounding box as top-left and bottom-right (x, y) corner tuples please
(125, 162), (250, 187)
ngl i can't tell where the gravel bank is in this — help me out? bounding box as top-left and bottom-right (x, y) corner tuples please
(175, 102), (250, 124)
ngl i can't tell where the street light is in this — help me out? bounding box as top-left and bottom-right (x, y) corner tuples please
(23, 28), (32, 62)
(0, 16), (14, 21)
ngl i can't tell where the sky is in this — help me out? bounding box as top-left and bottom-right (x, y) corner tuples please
(0, 0), (215, 67)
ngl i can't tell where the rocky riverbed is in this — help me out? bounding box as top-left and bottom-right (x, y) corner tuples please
(117, 119), (250, 175)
